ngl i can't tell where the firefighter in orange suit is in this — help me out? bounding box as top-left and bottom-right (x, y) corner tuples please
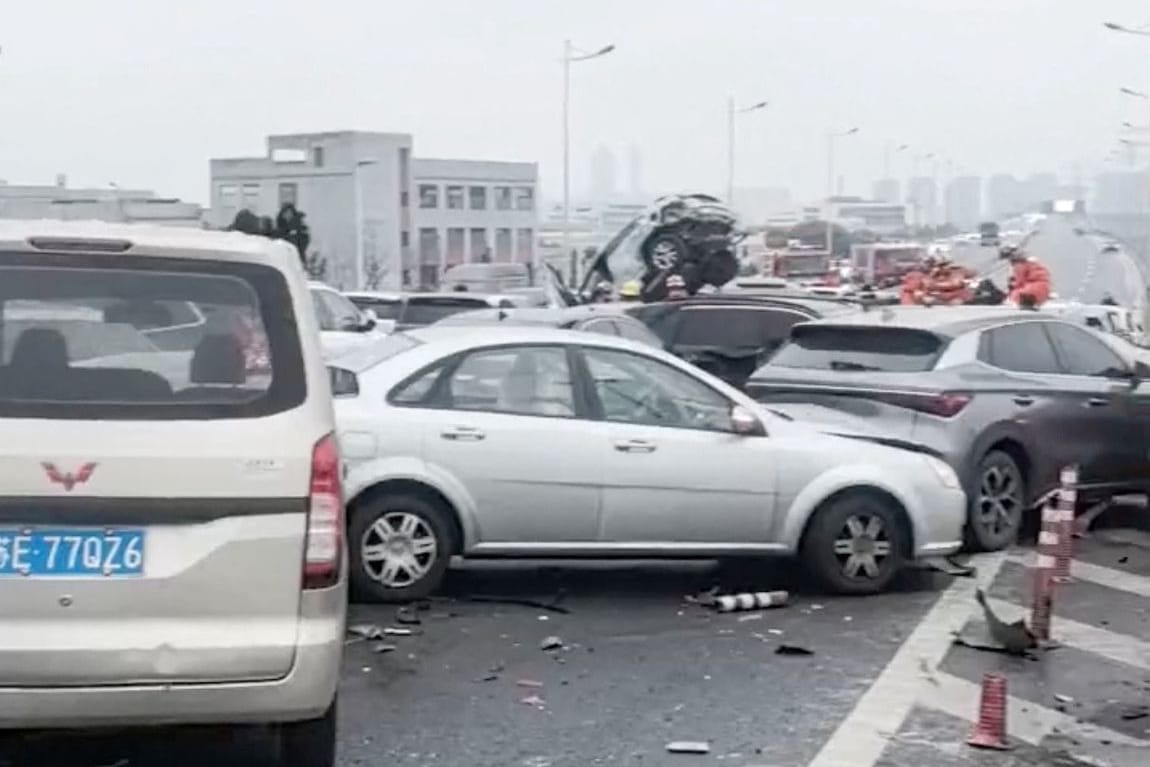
(1002, 245), (1051, 307)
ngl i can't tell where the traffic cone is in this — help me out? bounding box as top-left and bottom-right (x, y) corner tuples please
(967, 672), (1010, 750)
(1053, 466), (1078, 582)
(1029, 495), (1059, 641)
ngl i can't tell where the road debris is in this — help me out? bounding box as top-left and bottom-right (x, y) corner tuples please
(540, 636), (564, 651)
(459, 593), (569, 614)
(685, 586), (720, 606)
(517, 679), (545, 689)
(372, 643), (398, 654)
(347, 623), (385, 641)
(395, 607), (422, 625)
(384, 627), (415, 637)
(712, 591), (789, 612)
(775, 644), (814, 657)
(665, 741), (711, 755)
(521, 694), (546, 708)
(1120, 704), (1149, 721)
(736, 613), (763, 623)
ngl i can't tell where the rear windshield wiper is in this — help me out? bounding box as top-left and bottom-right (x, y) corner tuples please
(828, 360), (882, 372)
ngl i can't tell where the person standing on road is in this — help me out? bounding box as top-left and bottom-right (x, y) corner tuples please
(900, 258), (931, 305)
(1001, 245), (1051, 307)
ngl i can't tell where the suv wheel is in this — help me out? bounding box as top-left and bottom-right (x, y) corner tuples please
(349, 493), (455, 602)
(642, 232), (689, 272)
(966, 450), (1025, 551)
(274, 700), (336, 767)
(801, 492), (907, 595)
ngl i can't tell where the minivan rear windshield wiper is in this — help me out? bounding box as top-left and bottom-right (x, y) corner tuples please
(828, 360), (882, 372)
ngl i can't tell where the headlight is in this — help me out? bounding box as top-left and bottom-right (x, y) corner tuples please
(921, 454), (960, 489)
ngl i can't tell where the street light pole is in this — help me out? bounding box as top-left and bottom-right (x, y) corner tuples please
(726, 98), (768, 204)
(561, 39), (615, 269)
(826, 127), (859, 200)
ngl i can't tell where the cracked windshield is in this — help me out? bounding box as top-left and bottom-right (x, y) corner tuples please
(4, 1), (1150, 766)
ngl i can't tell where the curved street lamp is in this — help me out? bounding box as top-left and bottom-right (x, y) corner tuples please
(726, 98), (769, 203)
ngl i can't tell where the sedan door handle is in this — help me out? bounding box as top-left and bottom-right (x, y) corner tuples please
(1013, 395), (1034, 406)
(440, 426), (486, 441)
(614, 439), (657, 454)
(1085, 397), (1110, 408)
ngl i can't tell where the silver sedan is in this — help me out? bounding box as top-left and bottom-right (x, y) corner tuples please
(331, 326), (965, 600)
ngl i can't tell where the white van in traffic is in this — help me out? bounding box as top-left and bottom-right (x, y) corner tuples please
(0, 221), (345, 766)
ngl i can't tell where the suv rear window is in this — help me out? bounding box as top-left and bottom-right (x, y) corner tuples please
(769, 325), (945, 373)
(400, 297), (486, 327)
(0, 251), (305, 419)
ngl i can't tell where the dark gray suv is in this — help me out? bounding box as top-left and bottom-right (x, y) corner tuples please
(747, 306), (1150, 551)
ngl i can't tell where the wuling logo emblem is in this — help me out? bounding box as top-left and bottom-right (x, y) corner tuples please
(41, 462), (98, 492)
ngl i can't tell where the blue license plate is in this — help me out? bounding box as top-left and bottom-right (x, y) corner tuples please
(0, 528), (145, 577)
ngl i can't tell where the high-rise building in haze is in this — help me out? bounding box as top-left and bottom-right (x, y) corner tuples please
(627, 144), (644, 200)
(906, 177), (938, 227)
(944, 175), (982, 229)
(589, 144), (618, 202)
(1020, 173), (1058, 212)
(986, 174), (1022, 220)
(872, 178), (900, 203)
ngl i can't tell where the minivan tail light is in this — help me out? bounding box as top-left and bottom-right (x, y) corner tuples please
(304, 433), (343, 590)
(880, 391), (972, 418)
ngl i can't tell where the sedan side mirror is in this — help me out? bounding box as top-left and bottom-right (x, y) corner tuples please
(730, 405), (766, 437)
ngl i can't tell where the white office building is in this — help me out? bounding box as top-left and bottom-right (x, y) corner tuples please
(0, 179), (204, 227)
(824, 197), (907, 235)
(412, 158), (538, 287)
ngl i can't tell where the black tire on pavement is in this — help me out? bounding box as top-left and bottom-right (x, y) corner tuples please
(801, 491), (909, 595)
(965, 450), (1026, 552)
(274, 700), (337, 767)
(348, 493), (456, 603)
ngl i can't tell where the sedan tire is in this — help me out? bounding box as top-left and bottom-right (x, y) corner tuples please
(349, 493), (456, 603)
(965, 450), (1025, 552)
(801, 492), (908, 595)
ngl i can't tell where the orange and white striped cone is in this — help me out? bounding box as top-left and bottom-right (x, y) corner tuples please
(967, 672), (1010, 750)
(1053, 466), (1077, 582)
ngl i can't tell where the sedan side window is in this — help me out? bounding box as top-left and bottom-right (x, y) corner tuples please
(310, 290), (336, 331)
(321, 290), (365, 331)
(980, 322), (1061, 374)
(1045, 322), (1128, 377)
(580, 346), (734, 432)
(447, 346), (576, 418)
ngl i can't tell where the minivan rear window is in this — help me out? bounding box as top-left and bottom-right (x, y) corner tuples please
(769, 325), (945, 373)
(0, 251), (305, 419)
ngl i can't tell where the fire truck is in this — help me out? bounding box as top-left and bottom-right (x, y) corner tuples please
(847, 241), (928, 288)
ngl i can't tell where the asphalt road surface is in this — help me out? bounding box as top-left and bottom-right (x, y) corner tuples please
(953, 218), (1146, 307)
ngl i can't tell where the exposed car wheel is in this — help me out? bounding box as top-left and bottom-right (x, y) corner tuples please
(274, 699), (336, 767)
(349, 493), (456, 602)
(801, 492), (908, 595)
(642, 232), (689, 272)
(966, 450), (1025, 552)
(701, 250), (739, 287)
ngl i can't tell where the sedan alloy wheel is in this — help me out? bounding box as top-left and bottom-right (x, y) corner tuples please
(832, 514), (893, 580)
(360, 511), (439, 588)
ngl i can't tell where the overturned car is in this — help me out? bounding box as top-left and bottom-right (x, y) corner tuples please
(579, 193), (743, 301)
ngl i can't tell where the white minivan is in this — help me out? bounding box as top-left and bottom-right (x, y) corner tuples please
(0, 221), (345, 766)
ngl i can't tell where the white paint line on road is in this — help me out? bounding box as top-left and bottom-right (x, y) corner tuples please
(805, 552), (1006, 767)
(1006, 552), (1150, 599)
(986, 597), (1150, 672)
(922, 670), (1148, 748)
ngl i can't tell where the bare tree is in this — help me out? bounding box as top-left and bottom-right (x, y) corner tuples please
(304, 252), (329, 281)
(363, 257), (387, 290)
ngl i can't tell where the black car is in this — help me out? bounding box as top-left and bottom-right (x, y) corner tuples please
(979, 222), (1000, 247)
(624, 291), (860, 389)
(748, 305), (1150, 551)
(432, 304), (664, 348)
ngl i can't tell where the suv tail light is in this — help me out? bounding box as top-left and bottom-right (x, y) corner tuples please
(879, 391), (972, 418)
(304, 433), (343, 590)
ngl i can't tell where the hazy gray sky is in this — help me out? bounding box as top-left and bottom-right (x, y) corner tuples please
(2, 0), (1150, 204)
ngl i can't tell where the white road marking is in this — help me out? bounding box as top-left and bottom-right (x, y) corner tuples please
(986, 596), (1150, 672)
(805, 552), (1007, 767)
(1006, 552), (1150, 599)
(922, 670), (1148, 748)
